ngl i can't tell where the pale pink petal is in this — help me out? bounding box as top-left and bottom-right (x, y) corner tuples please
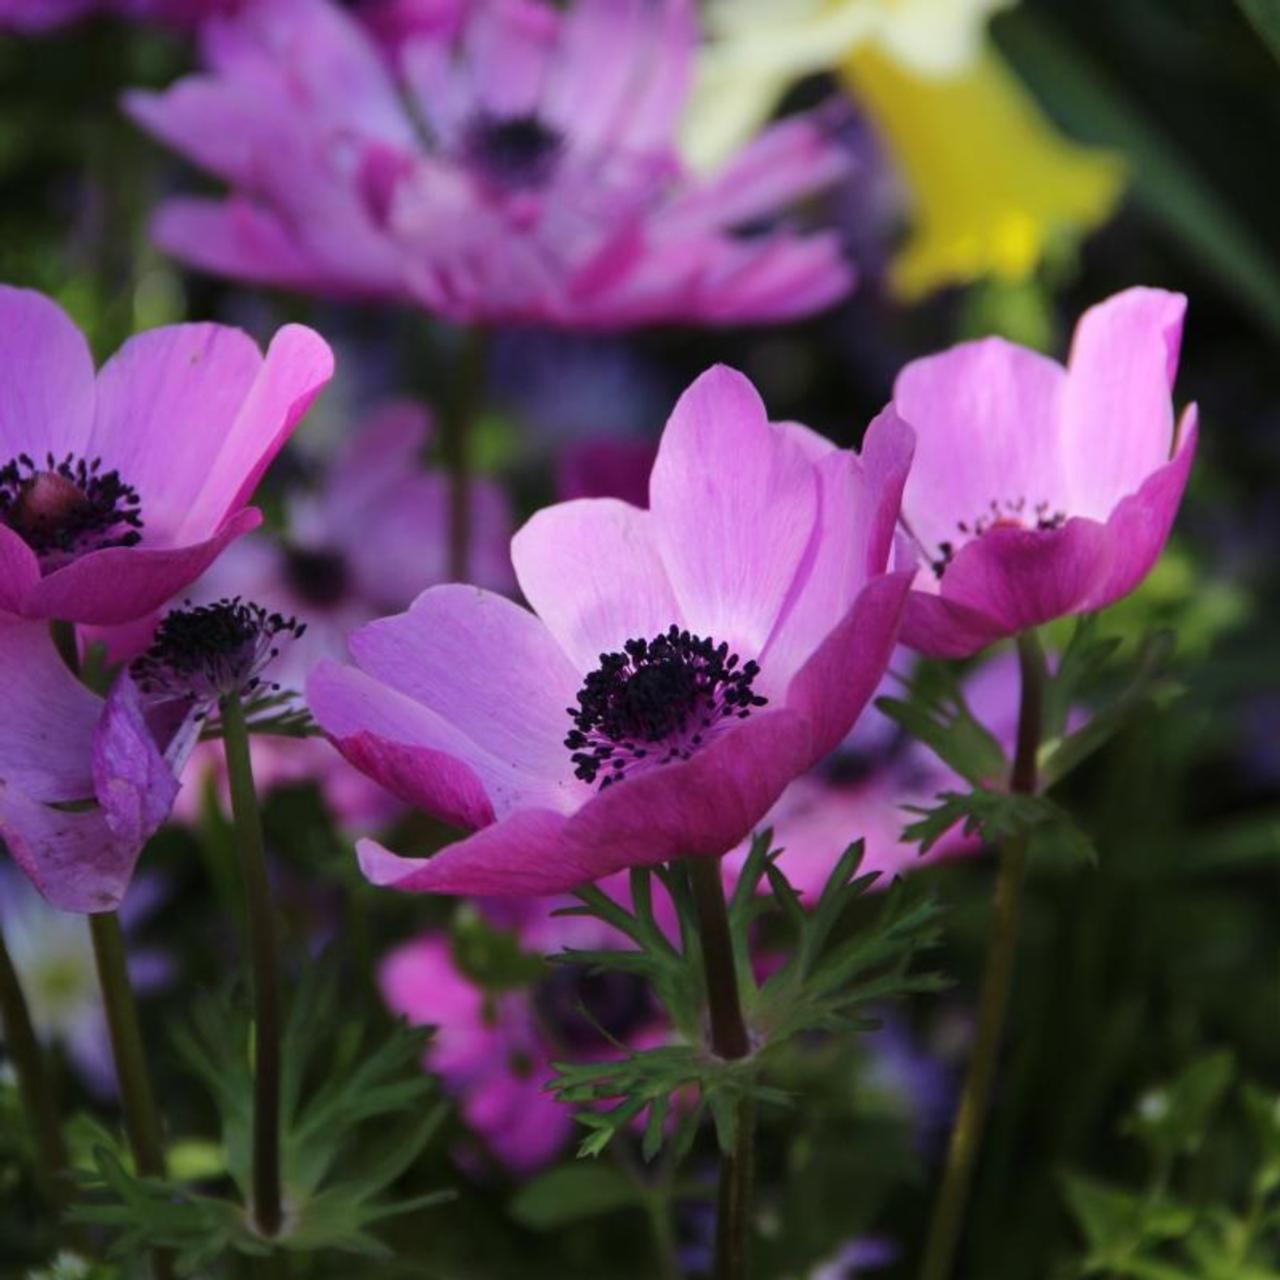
(764, 408), (913, 684)
(896, 337), (1068, 567)
(649, 366), (818, 659)
(0, 285), (95, 460)
(25, 509), (260, 626)
(512, 498), (680, 670)
(175, 324), (334, 542)
(464, 0), (558, 117)
(90, 323), (265, 543)
(898, 588), (1011, 660)
(1063, 287), (1186, 517)
(347, 586), (583, 787)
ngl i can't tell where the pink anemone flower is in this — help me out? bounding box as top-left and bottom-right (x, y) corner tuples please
(308, 365), (914, 897)
(125, 0), (854, 329)
(0, 286), (332, 626)
(0, 616), (194, 913)
(894, 287), (1197, 658)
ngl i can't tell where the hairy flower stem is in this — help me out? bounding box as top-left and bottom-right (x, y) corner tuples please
(441, 328), (489, 582)
(89, 911), (174, 1280)
(221, 691), (284, 1240)
(0, 924), (71, 1212)
(686, 855), (753, 1280)
(918, 629), (1047, 1280)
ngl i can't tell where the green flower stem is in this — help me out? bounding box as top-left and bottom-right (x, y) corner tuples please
(89, 911), (174, 1280)
(917, 628), (1047, 1280)
(440, 328), (489, 582)
(0, 923), (71, 1212)
(220, 690), (284, 1240)
(686, 855), (753, 1280)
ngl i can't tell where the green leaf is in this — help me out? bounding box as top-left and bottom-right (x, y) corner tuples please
(509, 1164), (641, 1230)
(1238, 0), (1280, 66)
(1125, 1050), (1235, 1164)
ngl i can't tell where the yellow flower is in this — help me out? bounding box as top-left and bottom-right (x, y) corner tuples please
(839, 45), (1124, 298)
(681, 0), (1124, 298)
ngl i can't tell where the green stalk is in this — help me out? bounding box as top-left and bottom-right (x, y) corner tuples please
(917, 629), (1047, 1280)
(220, 691), (284, 1240)
(0, 923), (71, 1211)
(439, 328), (489, 582)
(89, 912), (173, 1280)
(686, 855), (753, 1280)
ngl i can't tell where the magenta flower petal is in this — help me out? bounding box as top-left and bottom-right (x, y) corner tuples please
(1088, 406), (1198, 605)
(24, 508), (260, 626)
(0, 286), (96, 460)
(93, 674), (181, 859)
(335, 730), (496, 831)
(786, 571), (913, 764)
(512, 498), (681, 670)
(649, 365), (819, 663)
(0, 527), (40, 616)
(357, 808), (578, 895)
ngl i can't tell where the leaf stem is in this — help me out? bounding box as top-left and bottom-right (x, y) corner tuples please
(917, 629), (1046, 1280)
(0, 922), (71, 1212)
(221, 690), (284, 1240)
(440, 327), (489, 582)
(89, 910), (174, 1280)
(686, 855), (753, 1279)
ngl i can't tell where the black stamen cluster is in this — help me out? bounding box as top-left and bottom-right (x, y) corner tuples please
(0, 452), (143, 558)
(132, 597), (305, 704)
(565, 625), (767, 790)
(933, 496), (1068, 577)
(463, 111), (563, 190)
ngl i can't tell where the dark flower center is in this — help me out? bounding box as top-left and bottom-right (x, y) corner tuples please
(463, 112), (563, 190)
(932, 496), (1067, 577)
(534, 967), (653, 1053)
(131, 597), (305, 705)
(0, 452), (142, 569)
(565, 625), (767, 790)
(284, 545), (349, 608)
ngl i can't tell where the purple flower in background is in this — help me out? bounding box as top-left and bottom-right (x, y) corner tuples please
(0, 285), (332, 625)
(0, 867), (171, 1096)
(723, 650), (1026, 902)
(309, 366), (913, 896)
(174, 401), (513, 828)
(356, 0), (468, 49)
(556, 438), (656, 506)
(810, 1237), (897, 1279)
(126, 0), (854, 328)
(0, 614), (194, 913)
(380, 900), (660, 1173)
(895, 288), (1197, 658)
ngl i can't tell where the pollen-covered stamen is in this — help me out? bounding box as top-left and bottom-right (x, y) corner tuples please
(0, 452), (143, 567)
(565, 625), (768, 790)
(131, 597), (306, 705)
(463, 112), (563, 190)
(932, 496), (1068, 576)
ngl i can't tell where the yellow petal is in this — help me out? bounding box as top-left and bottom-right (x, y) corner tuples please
(840, 44), (1124, 298)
